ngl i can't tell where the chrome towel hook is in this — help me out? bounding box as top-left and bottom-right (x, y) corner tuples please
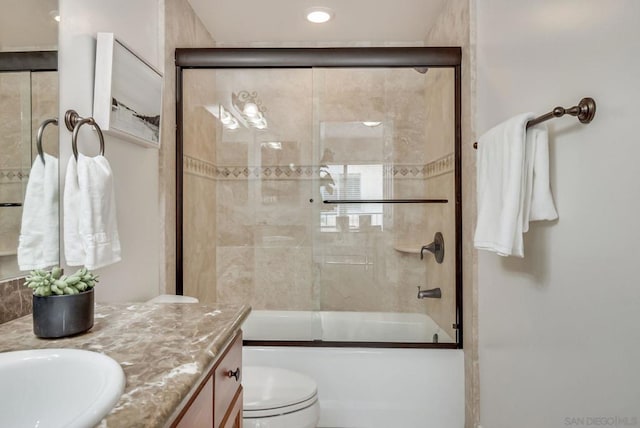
(36, 118), (59, 165)
(64, 110), (105, 160)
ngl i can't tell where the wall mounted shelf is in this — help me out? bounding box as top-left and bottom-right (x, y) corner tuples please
(392, 243), (422, 254)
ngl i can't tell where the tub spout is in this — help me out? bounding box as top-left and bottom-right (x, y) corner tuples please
(417, 287), (441, 299)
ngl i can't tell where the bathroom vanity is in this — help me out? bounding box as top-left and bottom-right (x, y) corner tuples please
(174, 331), (243, 427)
(0, 302), (250, 427)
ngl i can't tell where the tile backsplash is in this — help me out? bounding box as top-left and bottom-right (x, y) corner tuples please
(0, 277), (32, 324)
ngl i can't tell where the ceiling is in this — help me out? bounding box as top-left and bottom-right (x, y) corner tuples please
(0, 0), (58, 51)
(188, 0), (448, 44)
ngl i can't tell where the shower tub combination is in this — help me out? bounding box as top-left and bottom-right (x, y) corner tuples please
(175, 47), (466, 428)
(242, 310), (464, 428)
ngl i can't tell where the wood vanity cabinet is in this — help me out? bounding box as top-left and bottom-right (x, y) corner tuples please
(174, 331), (243, 428)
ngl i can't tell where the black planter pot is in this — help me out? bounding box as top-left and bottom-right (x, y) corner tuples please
(32, 288), (94, 338)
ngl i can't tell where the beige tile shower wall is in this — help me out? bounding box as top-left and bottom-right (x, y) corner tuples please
(215, 176), (315, 310)
(183, 70), (217, 163)
(0, 73), (30, 171)
(31, 71), (59, 159)
(182, 69), (218, 302)
(313, 67), (457, 322)
(424, 0), (477, 426)
(316, 68), (435, 164)
(315, 224), (435, 315)
(0, 73), (29, 262)
(211, 68), (315, 310)
(420, 68), (456, 340)
(160, 0), (215, 295)
(389, 168), (455, 338)
(182, 62), (459, 327)
(213, 68), (314, 167)
(385, 66), (456, 339)
(183, 171), (217, 303)
(422, 173), (456, 339)
(1, 71), (58, 277)
(424, 69), (455, 162)
(200, 66), (459, 322)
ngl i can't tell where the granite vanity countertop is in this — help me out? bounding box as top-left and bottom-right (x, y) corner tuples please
(0, 302), (251, 428)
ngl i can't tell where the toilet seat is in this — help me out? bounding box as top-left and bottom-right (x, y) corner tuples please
(244, 394), (318, 419)
(243, 366), (319, 423)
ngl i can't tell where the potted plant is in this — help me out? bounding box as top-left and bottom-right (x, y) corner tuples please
(25, 267), (99, 338)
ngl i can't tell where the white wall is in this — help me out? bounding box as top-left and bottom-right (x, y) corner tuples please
(476, 1), (640, 427)
(59, 0), (162, 301)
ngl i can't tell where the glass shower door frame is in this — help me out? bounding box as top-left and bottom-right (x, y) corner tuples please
(175, 47), (463, 349)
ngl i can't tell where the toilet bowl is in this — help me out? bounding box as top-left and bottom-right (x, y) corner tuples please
(243, 366), (320, 428)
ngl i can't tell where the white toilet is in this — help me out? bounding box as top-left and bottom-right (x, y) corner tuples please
(148, 296), (319, 426)
(242, 366), (320, 428)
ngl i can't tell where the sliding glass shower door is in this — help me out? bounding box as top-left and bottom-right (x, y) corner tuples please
(180, 57), (458, 345)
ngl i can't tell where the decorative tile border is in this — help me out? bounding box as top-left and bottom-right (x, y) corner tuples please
(183, 152), (454, 181)
(183, 156), (217, 181)
(392, 153), (454, 180)
(0, 169), (29, 183)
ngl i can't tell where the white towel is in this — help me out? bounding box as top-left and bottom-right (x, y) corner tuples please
(474, 114), (558, 257)
(63, 157), (84, 266)
(17, 154), (60, 270)
(64, 154), (121, 269)
(525, 125), (558, 224)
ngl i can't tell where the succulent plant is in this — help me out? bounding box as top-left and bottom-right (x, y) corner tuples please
(25, 267), (99, 297)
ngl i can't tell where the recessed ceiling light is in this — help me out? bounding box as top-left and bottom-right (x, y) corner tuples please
(306, 7), (334, 24)
(362, 121), (382, 127)
(49, 10), (60, 22)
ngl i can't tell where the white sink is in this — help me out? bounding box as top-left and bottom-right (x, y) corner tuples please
(0, 348), (125, 428)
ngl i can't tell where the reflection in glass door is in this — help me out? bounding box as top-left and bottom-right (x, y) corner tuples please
(0, 72), (32, 278)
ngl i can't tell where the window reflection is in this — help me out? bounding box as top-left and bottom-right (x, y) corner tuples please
(320, 164), (384, 232)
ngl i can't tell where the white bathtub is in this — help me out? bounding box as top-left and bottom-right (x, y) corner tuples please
(242, 311), (464, 428)
(242, 310), (454, 343)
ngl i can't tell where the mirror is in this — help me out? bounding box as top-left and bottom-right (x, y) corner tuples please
(0, 0), (59, 280)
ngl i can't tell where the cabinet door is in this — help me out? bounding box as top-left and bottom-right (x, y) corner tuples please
(176, 376), (214, 428)
(221, 387), (243, 428)
(214, 333), (242, 427)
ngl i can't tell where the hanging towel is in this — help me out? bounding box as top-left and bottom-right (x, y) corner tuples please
(524, 125), (558, 225)
(474, 113), (534, 257)
(17, 154), (59, 270)
(63, 156), (83, 266)
(64, 154), (121, 269)
(474, 114), (558, 257)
